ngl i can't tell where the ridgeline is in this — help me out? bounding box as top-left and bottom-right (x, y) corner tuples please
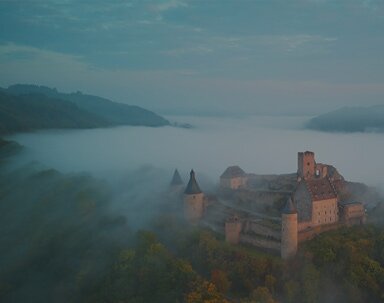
(0, 84), (170, 134)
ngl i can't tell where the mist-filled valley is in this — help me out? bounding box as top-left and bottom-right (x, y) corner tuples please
(1, 116), (384, 303)
(7, 115), (384, 188)
(3, 0), (384, 301)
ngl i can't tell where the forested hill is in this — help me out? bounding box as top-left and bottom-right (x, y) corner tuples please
(1, 84), (170, 133)
(0, 92), (110, 134)
(306, 105), (384, 133)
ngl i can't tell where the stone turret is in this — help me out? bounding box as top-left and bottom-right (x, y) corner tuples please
(281, 197), (298, 259)
(169, 169), (183, 193)
(225, 214), (242, 244)
(184, 170), (205, 223)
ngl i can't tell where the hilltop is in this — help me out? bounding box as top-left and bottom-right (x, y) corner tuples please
(306, 105), (384, 133)
(0, 84), (169, 134)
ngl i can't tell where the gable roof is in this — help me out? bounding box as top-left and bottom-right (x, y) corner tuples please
(220, 166), (246, 178)
(170, 169), (183, 186)
(184, 170), (202, 194)
(305, 178), (337, 201)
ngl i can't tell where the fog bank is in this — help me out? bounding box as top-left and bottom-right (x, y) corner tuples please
(7, 115), (384, 187)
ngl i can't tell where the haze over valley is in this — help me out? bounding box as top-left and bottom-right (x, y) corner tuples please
(5, 115), (384, 188)
(1, 1), (384, 302)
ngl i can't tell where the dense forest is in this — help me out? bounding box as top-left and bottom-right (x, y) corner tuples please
(306, 105), (384, 133)
(0, 142), (383, 303)
(0, 92), (109, 134)
(0, 84), (170, 135)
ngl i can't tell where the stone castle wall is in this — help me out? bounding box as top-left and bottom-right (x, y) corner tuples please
(243, 220), (281, 240)
(312, 198), (338, 226)
(240, 234), (281, 251)
(220, 176), (247, 190)
(298, 222), (340, 242)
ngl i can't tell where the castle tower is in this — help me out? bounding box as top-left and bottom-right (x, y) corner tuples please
(169, 168), (183, 193)
(225, 214), (242, 244)
(184, 170), (205, 223)
(298, 151), (315, 180)
(281, 197), (298, 259)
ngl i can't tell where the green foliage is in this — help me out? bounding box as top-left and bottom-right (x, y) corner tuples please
(210, 269), (231, 294)
(250, 286), (276, 303)
(0, 165), (129, 302)
(4, 84), (170, 129)
(303, 226), (384, 302)
(0, 91), (109, 134)
(90, 231), (227, 303)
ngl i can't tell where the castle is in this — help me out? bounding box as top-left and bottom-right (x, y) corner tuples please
(170, 151), (366, 259)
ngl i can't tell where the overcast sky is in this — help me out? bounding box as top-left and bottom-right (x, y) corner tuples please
(0, 0), (383, 115)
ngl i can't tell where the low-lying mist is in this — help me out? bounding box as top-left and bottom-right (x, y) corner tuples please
(6, 115), (384, 188)
(2, 115), (384, 303)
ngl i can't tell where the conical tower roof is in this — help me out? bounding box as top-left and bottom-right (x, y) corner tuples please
(170, 169), (183, 186)
(282, 197), (297, 214)
(184, 170), (202, 194)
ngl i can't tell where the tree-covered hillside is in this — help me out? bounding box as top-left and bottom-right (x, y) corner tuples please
(0, 92), (109, 134)
(306, 105), (384, 133)
(5, 84), (170, 127)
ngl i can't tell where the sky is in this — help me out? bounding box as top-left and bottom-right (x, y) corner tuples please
(0, 0), (384, 115)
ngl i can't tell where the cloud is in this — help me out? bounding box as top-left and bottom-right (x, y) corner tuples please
(163, 46), (213, 56)
(161, 34), (338, 60)
(1, 42), (384, 117)
(235, 34), (338, 54)
(0, 43), (92, 91)
(305, 0), (383, 12)
(150, 0), (188, 12)
(0, 43), (84, 66)
(278, 34), (338, 52)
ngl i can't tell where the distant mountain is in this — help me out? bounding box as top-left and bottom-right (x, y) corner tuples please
(306, 105), (384, 133)
(0, 92), (109, 134)
(5, 84), (170, 127)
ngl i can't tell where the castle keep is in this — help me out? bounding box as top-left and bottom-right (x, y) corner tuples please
(170, 151), (366, 259)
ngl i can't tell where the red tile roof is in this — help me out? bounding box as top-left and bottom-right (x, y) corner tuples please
(305, 178), (337, 201)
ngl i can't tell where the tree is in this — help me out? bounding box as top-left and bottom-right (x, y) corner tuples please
(211, 269), (231, 294)
(250, 286), (276, 303)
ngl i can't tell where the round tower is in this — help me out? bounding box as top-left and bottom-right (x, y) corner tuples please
(281, 197), (298, 259)
(225, 214), (242, 244)
(184, 170), (205, 223)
